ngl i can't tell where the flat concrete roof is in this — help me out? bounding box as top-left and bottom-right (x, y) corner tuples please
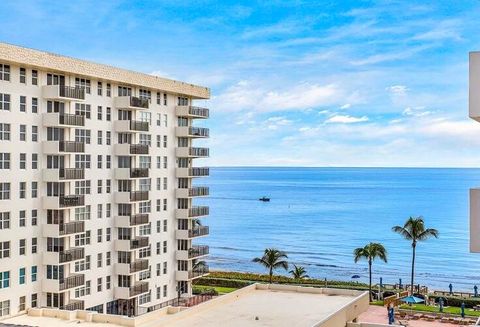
(158, 288), (358, 327)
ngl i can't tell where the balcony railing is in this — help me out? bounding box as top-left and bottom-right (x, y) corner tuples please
(130, 144), (149, 155)
(189, 206), (209, 217)
(130, 168), (149, 178)
(59, 221), (85, 236)
(190, 147), (209, 157)
(130, 120), (149, 132)
(130, 282), (149, 297)
(130, 214), (149, 226)
(188, 186), (209, 197)
(59, 113), (85, 126)
(60, 195), (85, 208)
(190, 167), (210, 177)
(189, 265), (209, 279)
(60, 300), (84, 311)
(59, 86), (86, 100)
(130, 237), (149, 249)
(130, 191), (149, 201)
(189, 106), (209, 118)
(130, 259), (149, 273)
(130, 97), (149, 109)
(189, 127), (209, 137)
(189, 226), (209, 238)
(188, 245), (209, 258)
(59, 274), (85, 291)
(59, 168), (85, 180)
(59, 247), (85, 263)
(59, 141), (85, 153)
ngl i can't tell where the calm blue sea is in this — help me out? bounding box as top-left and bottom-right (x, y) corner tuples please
(195, 167), (480, 292)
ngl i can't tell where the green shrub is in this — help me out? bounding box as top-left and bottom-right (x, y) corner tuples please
(192, 286), (218, 296)
(432, 296), (480, 308)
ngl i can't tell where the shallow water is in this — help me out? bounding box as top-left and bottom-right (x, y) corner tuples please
(196, 167), (480, 292)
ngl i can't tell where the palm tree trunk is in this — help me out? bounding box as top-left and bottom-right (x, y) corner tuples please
(411, 243), (416, 295)
(369, 260), (372, 302)
(269, 267), (273, 284)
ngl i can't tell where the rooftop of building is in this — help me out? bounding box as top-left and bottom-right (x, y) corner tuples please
(0, 42), (210, 99)
(1, 284), (369, 327)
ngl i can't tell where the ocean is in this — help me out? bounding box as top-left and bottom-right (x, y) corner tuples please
(195, 167), (480, 292)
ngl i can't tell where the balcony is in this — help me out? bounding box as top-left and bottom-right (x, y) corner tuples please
(176, 147), (210, 158)
(115, 237), (149, 251)
(43, 195), (85, 209)
(42, 221), (85, 237)
(176, 186), (209, 198)
(176, 106), (209, 119)
(42, 274), (85, 293)
(176, 265), (209, 281)
(115, 259), (149, 275)
(114, 191), (149, 203)
(176, 126), (209, 138)
(176, 226), (209, 239)
(176, 206), (209, 219)
(43, 141), (85, 154)
(176, 245), (209, 260)
(43, 247), (85, 265)
(114, 282), (149, 299)
(60, 300), (84, 311)
(43, 168), (85, 182)
(176, 167), (210, 178)
(43, 113), (85, 127)
(114, 144), (149, 156)
(114, 96), (149, 110)
(114, 120), (149, 133)
(42, 85), (85, 101)
(115, 214), (149, 228)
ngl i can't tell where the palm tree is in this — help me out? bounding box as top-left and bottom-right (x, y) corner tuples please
(354, 242), (387, 302)
(289, 264), (309, 281)
(392, 216), (439, 295)
(252, 248), (289, 283)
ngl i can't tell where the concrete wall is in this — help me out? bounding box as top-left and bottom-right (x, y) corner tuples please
(470, 188), (480, 252)
(469, 52), (480, 121)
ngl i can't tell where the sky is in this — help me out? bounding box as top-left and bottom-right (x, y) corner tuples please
(1, 0), (480, 167)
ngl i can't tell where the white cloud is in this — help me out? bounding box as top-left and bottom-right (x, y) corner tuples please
(340, 103), (351, 109)
(325, 114), (369, 124)
(386, 85), (408, 96)
(403, 106), (433, 117)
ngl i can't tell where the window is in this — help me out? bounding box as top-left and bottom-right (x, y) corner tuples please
(97, 253), (102, 268)
(20, 153), (26, 169)
(31, 210), (38, 226)
(118, 86), (131, 96)
(75, 103), (91, 118)
(19, 239), (26, 255)
(163, 241), (167, 253)
(163, 177), (168, 190)
(163, 285), (167, 297)
(97, 106), (102, 120)
(75, 206), (91, 221)
(32, 237), (37, 253)
(20, 96), (26, 112)
(163, 93), (167, 105)
(106, 180), (111, 193)
(106, 83), (111, 97)
(0, 300), (10, 317)
(163, 261), (167, 274)
(32, 126), (38, 142)
(0, 64), (10, 81)
(97, 82), (103, 96)
(19, 268), (26, 284)
(0, 123), (10, 140)
(75, 77), (91, 94)
(20, 125), (26, 141)
(106, 276), (111, 289)
(0, 153), (10, 169)
(75, 231), (91, 246)
(75, 154), (91, 169)
(75, 180), (91, 195)
(19, 210), (26, 227)
(163, 199), (167, 211)
(75, 129), (91, 144)
(97, 277), (102, 292)
(97, 155), (102, 169)
(0, 212), (9, 229)
(106, 107), (111, 121)
(19, 68), (26, 83)
(19, 182), (26, 199)
(163, 114), (168, 127)
(106, 252), (111, 266)
(31, 182), (38, 198)
(156, 242), (161, 255)
(0, 242), (9, 258)
(75, 280), (91, 297)
(32, 97), (38, 113)
(32, 266), (38, 282)
(97, 180), (102, 194)
(106, 204), (111, 218)
(163, 135), (167, 148)
(106, 228), (111, 241)
(106, 155), (111, 169)
(0, 272), (10, 289)
(156, 135), (161, 148)
(32, 70), (38, 85)
(97, 130), (102, 145)
(163, 156), (167, 168)
(32, 153), (38, 169)
(139, 292), (151, 305)
(0, 93), (11, 111)
(0, 183), (10, 200)
(106, 131), (111, 145)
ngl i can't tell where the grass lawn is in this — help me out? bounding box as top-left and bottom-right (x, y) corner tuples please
(194, 285), (238, 295)
(400, 304), (480, 317)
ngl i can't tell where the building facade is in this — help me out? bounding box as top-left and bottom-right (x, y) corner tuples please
(0, 43), (210, 318)
(470, 51), (480, 253)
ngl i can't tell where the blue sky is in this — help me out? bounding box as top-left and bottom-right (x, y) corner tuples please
(2, 0), (480, 167)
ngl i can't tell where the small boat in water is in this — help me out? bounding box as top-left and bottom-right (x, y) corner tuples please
(259, 196), (270, 202)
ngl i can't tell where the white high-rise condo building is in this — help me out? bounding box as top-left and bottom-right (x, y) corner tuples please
(470, 51), (480, 252)
(0, 43), (210, 318)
